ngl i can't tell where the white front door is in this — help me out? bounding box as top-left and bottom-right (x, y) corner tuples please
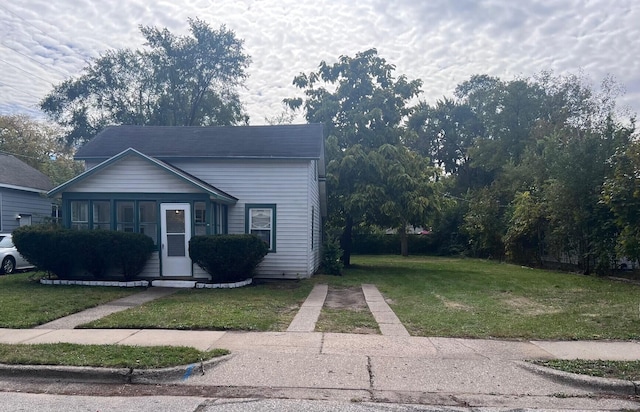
(160, 203), (192, 276)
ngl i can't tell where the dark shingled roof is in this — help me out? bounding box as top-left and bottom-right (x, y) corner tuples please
(0, 153), (53, 191)
(75, 124), (324, 162)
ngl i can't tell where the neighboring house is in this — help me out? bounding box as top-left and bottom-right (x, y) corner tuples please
(0, 153), (54, 232)
(48, 124), (326, 280)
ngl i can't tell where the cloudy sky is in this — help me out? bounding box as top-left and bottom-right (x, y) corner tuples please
(1, 0), (638, 124)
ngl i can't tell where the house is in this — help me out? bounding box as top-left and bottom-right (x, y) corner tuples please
(0, 153), (54, 232)
(48, 124), (326, 280)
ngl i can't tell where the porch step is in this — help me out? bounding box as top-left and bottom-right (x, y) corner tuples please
(151, 280), (197, 288)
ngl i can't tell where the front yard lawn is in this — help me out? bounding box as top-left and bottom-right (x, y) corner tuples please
(3, 257), (638, 341)
(0, 273), (138, 328)
(82, 280), (313, 331)
(314, 255), (640, 340)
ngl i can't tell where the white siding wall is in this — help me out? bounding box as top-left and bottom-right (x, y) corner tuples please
(72, 157), (201, 193)
(173, 159), (313, 278)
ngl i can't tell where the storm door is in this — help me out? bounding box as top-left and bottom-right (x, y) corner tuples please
(160, 203), (191, 276)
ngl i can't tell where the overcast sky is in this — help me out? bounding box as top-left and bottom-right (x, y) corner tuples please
(1, 0), (638, 125)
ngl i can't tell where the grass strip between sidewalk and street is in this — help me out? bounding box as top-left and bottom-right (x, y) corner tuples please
(0, 343), (228, 369)
(533, 359), (640, 381)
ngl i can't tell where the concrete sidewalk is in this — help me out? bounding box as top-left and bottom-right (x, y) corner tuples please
(3, 327), (640, 361)
(2, 329), (640, 409)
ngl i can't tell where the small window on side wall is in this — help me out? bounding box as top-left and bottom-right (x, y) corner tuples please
(245, 204), (276, 252)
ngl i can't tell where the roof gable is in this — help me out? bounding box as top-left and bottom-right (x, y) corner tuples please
(48, 148), (237, 203)
(75, 124), (324, 164)
(0, 153), (53, 192)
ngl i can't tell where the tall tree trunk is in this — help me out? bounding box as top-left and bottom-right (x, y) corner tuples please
(340, 214), (353, 267)
(399, 226), (409, 257)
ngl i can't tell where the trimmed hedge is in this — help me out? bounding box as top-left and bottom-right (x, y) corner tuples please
(12, 225), (154, 280)
(189, 234), (268, 283)
(351, 233), (438, 255)
(12, 225), (77, 278)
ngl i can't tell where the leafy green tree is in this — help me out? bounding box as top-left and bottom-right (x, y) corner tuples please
(411, 71), (634, 271)
(602, 137), (640, 265)
(41, 18), (250, 147)
(0, 114), (83, 186)
(367, 144), (441, 256)
(285, 49), (423, 265)
(504, 190), (547, 265)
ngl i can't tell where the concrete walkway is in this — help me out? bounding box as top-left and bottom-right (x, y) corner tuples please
(34, 287), (178, 329)
(286, 284), (328, 332)
(362, 283), (410, 336)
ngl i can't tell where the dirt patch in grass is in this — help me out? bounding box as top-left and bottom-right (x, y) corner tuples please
(324, 286), (368, 310)
(502, 294), (560, 316)
(433, 294), (472, 311)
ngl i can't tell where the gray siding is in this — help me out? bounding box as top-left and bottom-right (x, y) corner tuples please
(0, 188), (52, 232)
(307, 160), (322, 275)
(173, 159), (314, 278)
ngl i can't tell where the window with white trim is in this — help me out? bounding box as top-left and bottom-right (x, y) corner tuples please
(246, 204), (276, 251)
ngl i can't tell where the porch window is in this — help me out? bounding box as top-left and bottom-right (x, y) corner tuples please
(245, 204), (276, 252)
(139, 201), (157, 244)
(194, 201), (207, 236)
(116, 201), (135, 232)
(70, 201), (89, 230)
(92, 201), (111, 230)
(51, 203), (61, 224)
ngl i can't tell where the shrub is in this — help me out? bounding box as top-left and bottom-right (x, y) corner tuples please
(351, 233), (437, 255)
(321, 238), (343, 276)
(111, 231), (154, 280)
(189, 234), (268, 283)
(13, 225), (78, 278)
(77, 230), (114, 278)
(12, 225), (154, 281)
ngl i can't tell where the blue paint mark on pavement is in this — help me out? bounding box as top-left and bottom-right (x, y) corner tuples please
(182, 364), (195, 381)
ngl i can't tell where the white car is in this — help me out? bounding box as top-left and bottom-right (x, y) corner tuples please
(0, 234), (34, 274)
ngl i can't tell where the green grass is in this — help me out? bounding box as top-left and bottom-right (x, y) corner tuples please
(315, 308), (379, 334)
(312, 255), (640, 340)
(82, 280), (314, 331)
(0, 343), (228, 369)
(534, 360), (640, 381)
(4, 257), (639, 341)
(0, 272), (139, 328)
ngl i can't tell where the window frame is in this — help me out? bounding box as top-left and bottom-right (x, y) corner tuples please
(245, 203), (276, 252)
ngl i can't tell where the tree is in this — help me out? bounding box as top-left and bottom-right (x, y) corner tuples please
(41, 18), (251, 147)
(602, 136), (640, 264)
(367, 144), (441, 256)
(285, 49), (423, 265)
(0, 114), (83, 186)
(408, 98), (481, 175)
(404, 70), (636, 270)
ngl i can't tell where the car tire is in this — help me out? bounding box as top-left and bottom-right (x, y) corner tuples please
(1, 257), (15, 275)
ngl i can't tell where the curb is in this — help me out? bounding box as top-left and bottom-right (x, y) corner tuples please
(0, 354), (232, 384)
(517, 360), (639, 396)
